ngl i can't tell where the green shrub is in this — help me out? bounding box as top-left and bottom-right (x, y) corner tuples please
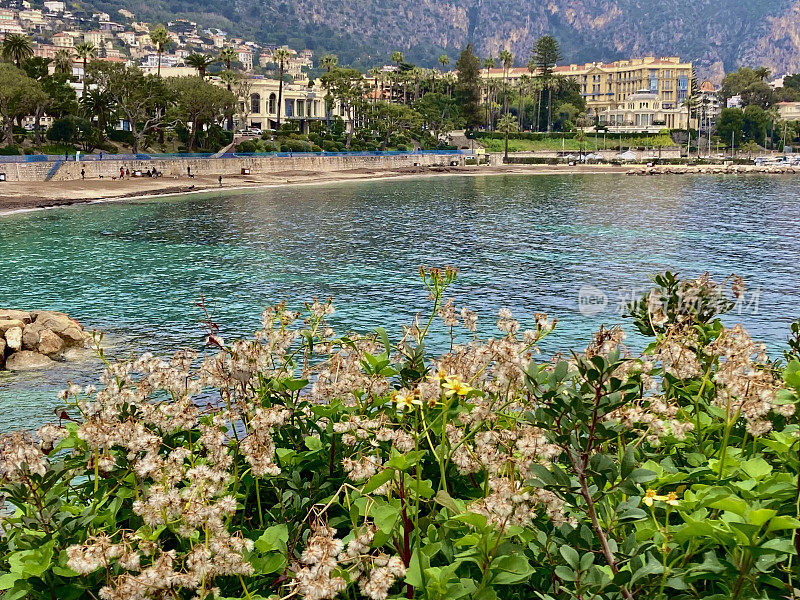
(0, 145), (21, 155)
(1, 270), (798, 600)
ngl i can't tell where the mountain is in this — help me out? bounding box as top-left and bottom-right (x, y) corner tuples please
(81, 0), (800, 79)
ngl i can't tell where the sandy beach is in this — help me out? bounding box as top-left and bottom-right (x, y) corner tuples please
(0, 163), (630, 215)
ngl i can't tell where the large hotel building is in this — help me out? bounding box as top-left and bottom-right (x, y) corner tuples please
(486, 56), (694, 132)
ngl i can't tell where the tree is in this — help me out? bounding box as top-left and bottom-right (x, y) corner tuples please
(272, 48), (291, 130)
(438, 54), (450, 71)
(320, 67), (364, 147)
(784, 73), (800, 91)
(367, 101), (422, 149)
(721, 67), (774, 108)
(742, 104), (768, 145)
(53, 49), (73, 76)
(497, 113), (518, 162)
(169, 76), (235, 151)
(531, 35), (562, 132)
(149, 24), (171, 77)
(391, 51), (404, 68)
(681, 94), (698, 154)
(414, 92), (463, 141)
(740, 139), (760, 158)
(42, 73), (78, 118)
(0, 63), (41, 145)
(483, 57), (495, 129)
(218, 47), (237, 72)
(716, 108), (745, 150)
(81, 87), (115, 140)
(499, 48), (513, 121)
(73, 42), (97, 80)
(319, 54), (338, 73)
(87, 62), (174, 152)
(2, 34), (33, 68)
(455, 44), (482, 129)
(185, 53), (214, 79)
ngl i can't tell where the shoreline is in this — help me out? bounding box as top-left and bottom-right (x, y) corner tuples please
(0, 164), (629, 216)
(0, 162), (788, 216)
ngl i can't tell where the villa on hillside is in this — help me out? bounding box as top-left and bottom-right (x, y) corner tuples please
(487, 55), (695, 132)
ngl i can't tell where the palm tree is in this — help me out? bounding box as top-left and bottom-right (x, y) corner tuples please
(2, 33), (33, 67)
(53, 48), (72, 75)
(391, 51), (404, 68)
(272, 48), (291, 130)
(73, 42), (96, 80)
(319, 54), (338, 73)
(681, 94), (698, 156)
(185, 53), (214, 78)
(81, 87), (114, 140)
(499, 48), (513, 121)
(368, 66), (382, 102)
(483, 57), (495, 129)
(219, 70), (238, 130)
(148, 24), (171, 77)
(437, 54), (449, 93)
(218, 47), (237, 73)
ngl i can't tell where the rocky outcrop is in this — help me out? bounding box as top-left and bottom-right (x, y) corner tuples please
(626, 164), (800, 176)
(0, 309), (90, 370)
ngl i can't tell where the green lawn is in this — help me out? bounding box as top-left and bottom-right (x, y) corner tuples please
(479, 135), (675, 153)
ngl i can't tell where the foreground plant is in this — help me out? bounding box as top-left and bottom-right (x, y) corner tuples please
(0, 269), (799, 600)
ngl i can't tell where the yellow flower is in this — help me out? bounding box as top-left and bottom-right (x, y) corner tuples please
(393, 389), (421, 411)
(442, 375), (473, 397)
(643, 489), (665, 507)
(428, 368), (448, 383)
(665, 492), (680, 506)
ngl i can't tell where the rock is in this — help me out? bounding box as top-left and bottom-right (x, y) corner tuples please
(37, 329), (64, 356)
(0, 338), (5, 368)
(33, 313), (84, 346)
(0, 310), (31, 323)
(21, 323), (43, 350)
(5, 326), (22, 351)
(0, 319), (25, 334)
(5, 350), (54, 371)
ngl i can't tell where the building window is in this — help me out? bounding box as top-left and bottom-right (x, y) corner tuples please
(250, 93), (261, 114)
(285, 99), (294, 117)
(268, 93), (276, 114)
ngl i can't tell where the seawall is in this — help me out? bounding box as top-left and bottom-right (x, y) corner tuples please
(0, 153), (468, 182)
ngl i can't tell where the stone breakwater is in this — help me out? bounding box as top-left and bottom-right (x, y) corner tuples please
(0, 309), (90, 371)
(627, 164), (800, 176)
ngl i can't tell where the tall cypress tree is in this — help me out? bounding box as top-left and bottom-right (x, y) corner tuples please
(455, 43), (482, 130)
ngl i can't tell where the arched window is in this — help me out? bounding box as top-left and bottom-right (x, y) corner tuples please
(250, 93), (261, 114)
(268, 93), (277, 114)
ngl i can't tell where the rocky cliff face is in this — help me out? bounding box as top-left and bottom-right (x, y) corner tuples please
(114, 0), (800, 78)
(262, 0), (800, 78)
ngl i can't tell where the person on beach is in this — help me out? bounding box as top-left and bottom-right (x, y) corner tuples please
(119, 167), (124, 179)
(187, 165), (191, 177)
(125, 168), (130, 178)
(81, 168), (85, 180)
(99, 151), (103, 161)
(218, 175), (223, 187)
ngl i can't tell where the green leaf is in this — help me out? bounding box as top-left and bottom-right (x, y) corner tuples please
(405, 546), (430, 588)
(0, 573), (19, 591)
(554, 565), (576, 582)
(304, 436), (323, 452)
(747, 508), (777, 528)
(559, 546), (580, 569)
(740, 458), (773, 481)
(362, 469), (394, 494)
(630, 552), (663, 585)
(621, 444), (636, 480)
(7, 541), (54, 579)
(434, 489), (461, 515)
(709, 496), (748, 517)
(767, 516), (800, 532)
(491, 555), (534, 585)
(372, 501), (400, 534)
(254, 524), (289, 553)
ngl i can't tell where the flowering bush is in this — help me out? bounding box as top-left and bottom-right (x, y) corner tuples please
(1, 268), (799, 600)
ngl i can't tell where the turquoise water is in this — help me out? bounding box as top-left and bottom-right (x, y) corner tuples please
(2, 174), (800, 431)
